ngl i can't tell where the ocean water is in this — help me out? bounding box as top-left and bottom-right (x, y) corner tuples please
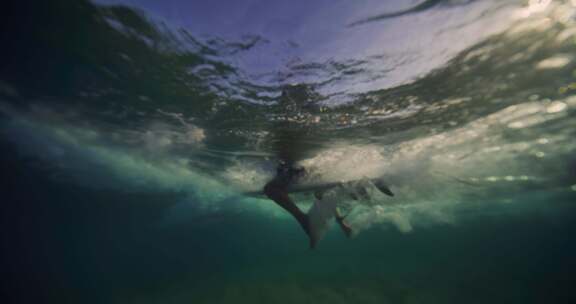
(1, 0), (576, 303)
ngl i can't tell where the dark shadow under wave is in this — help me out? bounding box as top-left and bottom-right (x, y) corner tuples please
(348, 0), (445, 27)
(347, 0), (478, 27)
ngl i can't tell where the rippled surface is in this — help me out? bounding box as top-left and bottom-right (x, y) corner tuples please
(2, 0), (576, 303)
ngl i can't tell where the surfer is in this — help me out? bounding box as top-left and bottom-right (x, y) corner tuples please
(263, 84), (353, 249)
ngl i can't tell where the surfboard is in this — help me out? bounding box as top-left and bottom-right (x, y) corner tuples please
(242, 176), (394, 198)
(242, 176), (394, 248)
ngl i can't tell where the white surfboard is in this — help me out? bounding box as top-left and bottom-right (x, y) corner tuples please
(242, 176), (394, 198)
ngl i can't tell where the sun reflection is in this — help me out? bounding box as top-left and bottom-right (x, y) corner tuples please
(514, 0), (552, 19)
(508, 121), (525, 129)
(479, 175), (537, 183)
(528, 0), (552, 14)
(546, 101), (567, 113)
(566, 96), (576, 106)
(536, 55), (572, 69)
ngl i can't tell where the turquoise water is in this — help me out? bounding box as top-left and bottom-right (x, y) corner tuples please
(2, 0), (576, 303)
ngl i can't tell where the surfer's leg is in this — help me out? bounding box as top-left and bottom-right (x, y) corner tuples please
(264, 180), (317, 247)
(335, 207), (353, 238)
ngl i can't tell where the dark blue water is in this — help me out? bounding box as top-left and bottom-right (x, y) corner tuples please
(2, 0), (576, 303)
(3, 156), (576, 303)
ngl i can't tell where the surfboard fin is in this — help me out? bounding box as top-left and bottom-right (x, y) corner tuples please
(373, 180), (394, 197)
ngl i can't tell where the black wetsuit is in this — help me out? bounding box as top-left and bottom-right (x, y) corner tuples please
(272, 161), (306, 188)
(262, 84), (321, 247)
